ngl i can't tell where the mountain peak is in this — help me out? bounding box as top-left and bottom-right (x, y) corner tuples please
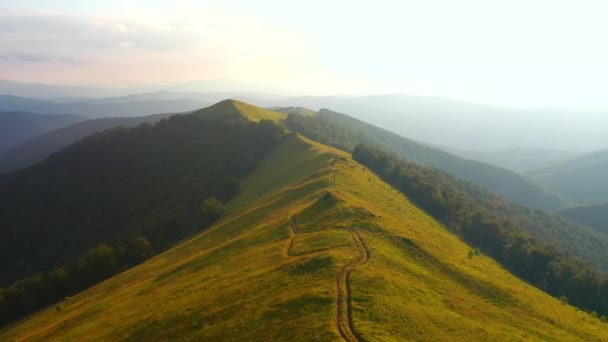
(195, 99), (286, 123)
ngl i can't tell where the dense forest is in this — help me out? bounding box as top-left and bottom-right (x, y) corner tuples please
(0, 196), (226, 326)
(352, 144), (608, 318)
(0, 101), (286, 287)
(284, 109), (572, 210)
(284, 110), (608, 270)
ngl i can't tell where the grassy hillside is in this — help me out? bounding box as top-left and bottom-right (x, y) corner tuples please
(0, 112), (85, 154)
(3, 134), (607, 341)
(0, 113), (175, 174)
(558, 203), (608, 235)
(283, 108), (572, 210)
(528, 149), (608, 204)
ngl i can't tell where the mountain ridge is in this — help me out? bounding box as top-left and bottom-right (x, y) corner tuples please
(2, 127), (607, 340)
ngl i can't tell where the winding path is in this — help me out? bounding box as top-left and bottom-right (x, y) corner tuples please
(336, 230), (369, 342)
(286, 160), (370, 341)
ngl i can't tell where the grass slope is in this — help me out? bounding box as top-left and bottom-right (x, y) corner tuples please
(2, 134), (607, 341)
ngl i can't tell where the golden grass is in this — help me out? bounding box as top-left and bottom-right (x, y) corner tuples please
(2, 133), (608, 341)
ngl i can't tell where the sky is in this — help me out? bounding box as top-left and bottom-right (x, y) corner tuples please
(1, 0), (608, 108)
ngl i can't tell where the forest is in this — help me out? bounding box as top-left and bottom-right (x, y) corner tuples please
(0, 109), (286, 325)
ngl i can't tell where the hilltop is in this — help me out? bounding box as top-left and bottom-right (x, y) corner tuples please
(0, 100), (285, 286)
(2, 119), (607, 340)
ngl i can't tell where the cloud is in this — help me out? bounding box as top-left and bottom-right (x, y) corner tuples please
(0, 12), (203, 53)
(11, 52), (51, 63)
(0, 52), (88, 65)
(118, 41), (135, 48)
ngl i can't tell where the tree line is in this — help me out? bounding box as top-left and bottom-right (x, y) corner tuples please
(352, 144), (608, 318)
(0, 197), (225, 325)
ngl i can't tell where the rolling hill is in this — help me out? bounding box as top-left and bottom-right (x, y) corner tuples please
(445, 147), (583, 173)
(0, 112), (85, 154)
(557, 203), (608, 235)
(527, 149), (608, 204)
(2, 121), (607, 340)
(0, 113), (176, 174)
(0, 100), (285, 287)
(0, 95), (209, 118)
(282, 108), (573, 210)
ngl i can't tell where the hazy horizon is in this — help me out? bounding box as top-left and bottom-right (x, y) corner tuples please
(3, 1), (608, 109)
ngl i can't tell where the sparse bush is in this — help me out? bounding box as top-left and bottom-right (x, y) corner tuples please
(468, 249), (475, 259)
(201, 197), (226, 222)
(559, 295), (568, 304)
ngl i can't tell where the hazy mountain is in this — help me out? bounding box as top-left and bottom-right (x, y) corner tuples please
(0, 79), (288, 101)
(251, 94), (608, 151)
(0, 79), (139, 99)
(446, 147), (584, 173)
(0, 95), (209, 117)
(0, 111), (86, 153)
(527, 150), (608, 204)
(0, 113), (178, 174)
(557, 203), (608, 235)
(282, 108), (573, 210)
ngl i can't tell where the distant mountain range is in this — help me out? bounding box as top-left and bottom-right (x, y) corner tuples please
(281, 107), (573, 210)
(527, 150), (608, 204)
(4, 79), (608, 151)
(0, 112), (85, 154)
(247, 95), (608, 151)
(0, 113), (175, 174)
(444, 147), (584, 173)
(0, 95), (209, 118)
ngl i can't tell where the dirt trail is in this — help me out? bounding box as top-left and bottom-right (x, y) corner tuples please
(336, 230), (369, 342)
(285, 158), (368, 341)
(328, 158), (337, 189)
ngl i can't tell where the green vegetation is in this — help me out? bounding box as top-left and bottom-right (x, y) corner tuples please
(0, 237), (152, 325)
(282, 109), (608, 271)
(283, 108), (573, 210)
(0, 100), (285, 287)
(557, 202), (608, 235)
(352, 144), (608, 317)
(2, 131), (607, 341)
(527, 149), (608, 204)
